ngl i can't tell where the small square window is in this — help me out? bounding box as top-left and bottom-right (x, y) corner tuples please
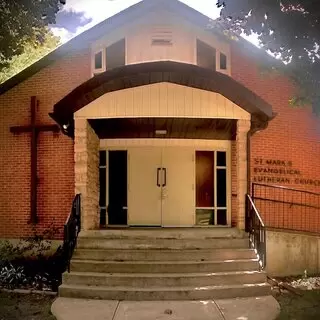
(95, 51), (103, 69)
(220, 53), (227, 70)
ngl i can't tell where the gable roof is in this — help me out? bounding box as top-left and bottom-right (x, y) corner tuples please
(0, 0), (278, 95)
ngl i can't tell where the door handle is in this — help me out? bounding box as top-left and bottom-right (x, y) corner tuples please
(162, 168), (166, 187)
(157, 168), (161, 187)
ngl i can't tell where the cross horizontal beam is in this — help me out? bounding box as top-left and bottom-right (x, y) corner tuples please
(10, 124), (59, 134)
(10, 96), (61, 224)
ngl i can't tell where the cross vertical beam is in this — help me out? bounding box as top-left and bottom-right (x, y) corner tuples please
(10, 96), (60, 224)
(30, 96), (38, 224)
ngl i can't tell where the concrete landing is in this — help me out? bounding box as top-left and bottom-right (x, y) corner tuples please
(51, 296), (280, 320)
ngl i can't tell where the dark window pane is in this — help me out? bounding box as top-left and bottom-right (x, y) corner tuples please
(217, 209), (227, 225)
(95, 51), (102, 69)
(99, 151), (106, 166)
(100, 208), (107, 226)
(196, 209), (214, 225)
(99, 168), (106, 206)
(220, 53), (227, 70)
(106, 38), (125, 70)
(197, 39), (216, 71)
(217, 169), (227, 207)
(196, 151), (214, 207)
(217, 151), (226, 167)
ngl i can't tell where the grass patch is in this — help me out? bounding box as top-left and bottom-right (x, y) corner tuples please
(0, 291), (56, 320)
(276, 289), (320, 319)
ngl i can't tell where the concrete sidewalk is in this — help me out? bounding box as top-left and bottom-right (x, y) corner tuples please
(51, 296), (280, 320)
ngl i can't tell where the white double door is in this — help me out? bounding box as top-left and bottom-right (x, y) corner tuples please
(128, 147), (195, 226)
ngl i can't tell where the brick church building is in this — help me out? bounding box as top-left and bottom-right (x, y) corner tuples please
(0, 0), (319, 240)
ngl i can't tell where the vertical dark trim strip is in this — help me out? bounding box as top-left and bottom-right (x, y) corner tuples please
(247, 131), (251, 195)
(30, 96), (38, 224)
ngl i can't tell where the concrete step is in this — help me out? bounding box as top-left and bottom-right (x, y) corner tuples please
(79, 228), (247, 240)
(77, 238), (249, 250)
(63, 270), (267, 287)
(59, 282), (271, 300)
(73, 248), (256, 261)
(70, 259), (259, 274)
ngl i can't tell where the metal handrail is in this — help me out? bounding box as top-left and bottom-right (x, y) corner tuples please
(245, 194), (266, 269)
(63, 194), (81, 273)
(252, 183), (320, 233)
(253, 183), (320, 196)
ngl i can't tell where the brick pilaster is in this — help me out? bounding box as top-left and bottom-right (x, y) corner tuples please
(236, 119), (251, 230)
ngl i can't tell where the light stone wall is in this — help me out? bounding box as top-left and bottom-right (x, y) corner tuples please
(74, 119), (100, 230)
(267, 229), (320, 276)
(236, 119), (251, 229)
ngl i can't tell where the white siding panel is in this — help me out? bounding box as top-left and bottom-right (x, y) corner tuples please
(75, 83), (250, 120)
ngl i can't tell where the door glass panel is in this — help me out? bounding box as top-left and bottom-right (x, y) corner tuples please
(99, 150), (106, 166)
(196, 151), (214, 207)
(217, 169), (227, 207)
(196, 209), (214, 225)
(100, 208), (107, 227)
(217, 151), (226, 167)
(99, 151), (107, 227)
(108, 151), (127, 225)
(217, 209), (227, 225)
(99, 167), (106, 207)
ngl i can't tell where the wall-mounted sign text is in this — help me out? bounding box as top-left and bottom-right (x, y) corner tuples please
(253, 158), (320, 187)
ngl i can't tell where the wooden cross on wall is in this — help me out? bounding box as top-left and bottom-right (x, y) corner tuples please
(10, 96), (60, 224)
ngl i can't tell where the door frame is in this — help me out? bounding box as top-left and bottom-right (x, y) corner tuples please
(195, 149), (231, 227)
(100, 139), (232, 227)
(100, 148), (129, 228)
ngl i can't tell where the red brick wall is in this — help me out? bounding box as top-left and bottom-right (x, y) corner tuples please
(231, 43), (320, 231)
(1, 38), (320, 238)
(0, 50), (91, 239)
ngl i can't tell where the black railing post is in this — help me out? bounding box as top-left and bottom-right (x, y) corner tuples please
(262, 227), (266, 269)
(63, 194), (81, 273)
(246, 194), (266, 270)
(245, 194), (249, 233)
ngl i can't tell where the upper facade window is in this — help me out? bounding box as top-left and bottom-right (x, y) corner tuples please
(196, 38), (229, 74)
(197, 39), (216, 71)
(93, 38), (126, 75)
(91, 27), (230, 76)
(219, 52), (227, 70)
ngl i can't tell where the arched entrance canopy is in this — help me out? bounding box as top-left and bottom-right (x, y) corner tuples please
(50, 61), (273, 137)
